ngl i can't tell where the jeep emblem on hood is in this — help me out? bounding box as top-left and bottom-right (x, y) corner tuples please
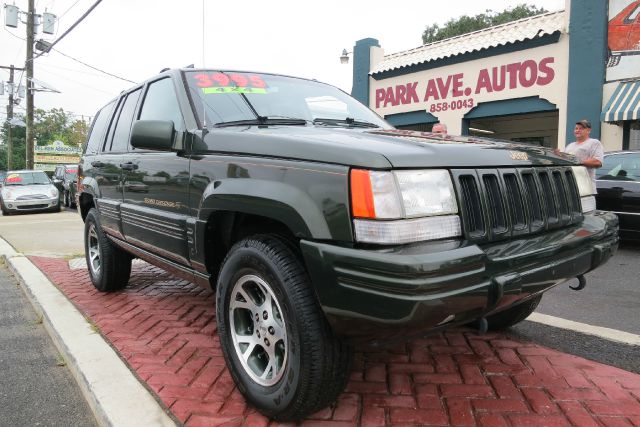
(510, 151), (529, 161)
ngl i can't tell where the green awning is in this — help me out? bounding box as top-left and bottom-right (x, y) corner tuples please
(601, 80), (640, 122)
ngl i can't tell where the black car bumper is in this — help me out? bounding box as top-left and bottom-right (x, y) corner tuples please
(300, 211), (618, 338)
(614, 212), (640, 240)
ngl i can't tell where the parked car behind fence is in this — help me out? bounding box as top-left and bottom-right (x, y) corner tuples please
(52, 164), (79, 208)
(0, 170), (60, 215)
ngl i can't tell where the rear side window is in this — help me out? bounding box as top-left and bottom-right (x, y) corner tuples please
(109, 88), (142, 152)
(85, 100), (116, 154)
(597, 153), (640, 182)
(139, 78), (185, 131)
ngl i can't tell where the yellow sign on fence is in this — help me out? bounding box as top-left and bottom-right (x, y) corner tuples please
(34, 154), (80, 164)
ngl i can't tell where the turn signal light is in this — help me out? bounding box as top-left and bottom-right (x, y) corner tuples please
(350, 169), (376, 218)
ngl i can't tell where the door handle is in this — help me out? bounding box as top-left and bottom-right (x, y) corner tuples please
(120, 162), (138, 171)
(91, 161), (105, 167)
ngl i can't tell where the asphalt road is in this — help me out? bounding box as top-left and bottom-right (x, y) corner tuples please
(0, 264), (97, 426)
(1, 208), (638, 375)
(0, 208), (84, 257)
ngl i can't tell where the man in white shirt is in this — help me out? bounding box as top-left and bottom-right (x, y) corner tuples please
(564, 119), (604, 187)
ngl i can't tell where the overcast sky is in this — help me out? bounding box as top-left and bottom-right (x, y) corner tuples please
(1, 0), (566, 123)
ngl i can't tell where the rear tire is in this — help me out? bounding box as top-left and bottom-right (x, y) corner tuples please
(216, 235), (352, 421)
(487, 294), (542, 330)
(84, 208), (131, 292)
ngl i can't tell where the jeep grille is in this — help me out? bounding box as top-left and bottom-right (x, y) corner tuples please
(451, 167), (583, 243)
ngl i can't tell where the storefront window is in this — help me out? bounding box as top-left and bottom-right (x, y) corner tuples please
(629, 122), (640, 151)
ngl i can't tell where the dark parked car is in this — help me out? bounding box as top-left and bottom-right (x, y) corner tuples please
(77, 68), (618, 420)
(596, 150), (640, 240)
(52, 164), (78, 208)
(0, 170), (60, 214)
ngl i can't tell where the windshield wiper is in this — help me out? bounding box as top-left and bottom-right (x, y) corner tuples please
(313, 117), (380, 128)
(214, 116), (308, 128)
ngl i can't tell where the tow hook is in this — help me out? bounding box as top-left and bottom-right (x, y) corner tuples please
(569, 274), (587, 291)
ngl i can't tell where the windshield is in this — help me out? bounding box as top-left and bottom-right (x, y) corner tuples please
(65, 169), (78, 180)
(4, 171), (51, 186)
(596, 153), (640, 181)
(184, 71), (390, 129)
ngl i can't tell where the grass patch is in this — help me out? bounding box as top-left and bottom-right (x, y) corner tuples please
(63, 253), (85, 261)
(55, 353), (67, 367)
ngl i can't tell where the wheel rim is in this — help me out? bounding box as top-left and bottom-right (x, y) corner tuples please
(87, 223), (101, 276)
(229, 274), (287, 387)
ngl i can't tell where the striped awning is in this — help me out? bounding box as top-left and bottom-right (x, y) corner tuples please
(601, 80), (640, 122)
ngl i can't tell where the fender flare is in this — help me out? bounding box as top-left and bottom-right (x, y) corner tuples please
(198, 178), (332, 240)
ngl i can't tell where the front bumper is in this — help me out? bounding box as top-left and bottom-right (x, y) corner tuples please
(2, 197), (59, 212)
(300, 211), (618, 338)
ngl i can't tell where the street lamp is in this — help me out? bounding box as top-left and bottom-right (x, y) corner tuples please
(340, 49), (351, 64)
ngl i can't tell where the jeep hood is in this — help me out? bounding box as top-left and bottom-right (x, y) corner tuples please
(200, 126), (576, 169)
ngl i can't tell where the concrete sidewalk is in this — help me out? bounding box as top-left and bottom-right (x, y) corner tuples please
(2, 236), (640, 426)
(0, 238), (177, 427)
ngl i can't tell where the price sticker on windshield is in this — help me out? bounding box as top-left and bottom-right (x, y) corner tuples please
(5, 174), (21, 183)
(192, 73), (268, 94)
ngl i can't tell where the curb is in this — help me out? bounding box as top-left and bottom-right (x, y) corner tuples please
(0, 237), (177, 427)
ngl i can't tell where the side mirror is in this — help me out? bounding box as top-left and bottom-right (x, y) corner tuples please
(130, 120), (175, 151)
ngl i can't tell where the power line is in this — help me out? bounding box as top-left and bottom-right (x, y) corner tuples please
(37, 61), (113, 78)
(34, 0), (102, 59)
(49, 48), (137, 84)
(37, 65), (118, 96)
(57, 0), (83, 22)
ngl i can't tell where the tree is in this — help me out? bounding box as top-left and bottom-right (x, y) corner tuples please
(422, 4), (548, 44)
(33, 107), (89, 147)
(1, 108), (89, 170)
(0, 117), (26, 170)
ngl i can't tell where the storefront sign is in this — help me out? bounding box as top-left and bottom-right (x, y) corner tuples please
(34, 140), (81, 172)
(35, 140), (82, 155)
(375, 57), (556, 111)
(34, 154), (81, 164)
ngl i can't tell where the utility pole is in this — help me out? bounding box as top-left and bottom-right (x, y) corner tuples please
(0, 64), (25, 170)
(7, 65), (15, 170)
(25, 0), (35, 169)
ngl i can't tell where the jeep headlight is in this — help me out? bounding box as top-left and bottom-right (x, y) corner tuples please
(350, 169), (461, 244)
(571, 166), (596, 213)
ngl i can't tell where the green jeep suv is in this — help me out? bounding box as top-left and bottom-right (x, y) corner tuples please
(77, 68), (618, 420)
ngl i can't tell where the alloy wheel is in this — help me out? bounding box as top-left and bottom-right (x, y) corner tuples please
(229, 274), (287, 387)
(87, 223), (101, 276)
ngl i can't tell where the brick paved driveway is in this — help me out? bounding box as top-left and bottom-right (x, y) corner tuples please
(30, 257), (640, 427)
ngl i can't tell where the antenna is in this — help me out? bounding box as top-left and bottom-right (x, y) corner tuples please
(202, 0), (206, 68)
(201, 0), (207, 131)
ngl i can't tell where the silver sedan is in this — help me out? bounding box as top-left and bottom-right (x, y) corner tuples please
(0, 170), (60, 215)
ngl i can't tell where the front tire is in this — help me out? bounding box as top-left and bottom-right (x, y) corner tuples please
(84, 208), (131, 292)
(216, 235), (351, 421)
(487, 294), (542, 330)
